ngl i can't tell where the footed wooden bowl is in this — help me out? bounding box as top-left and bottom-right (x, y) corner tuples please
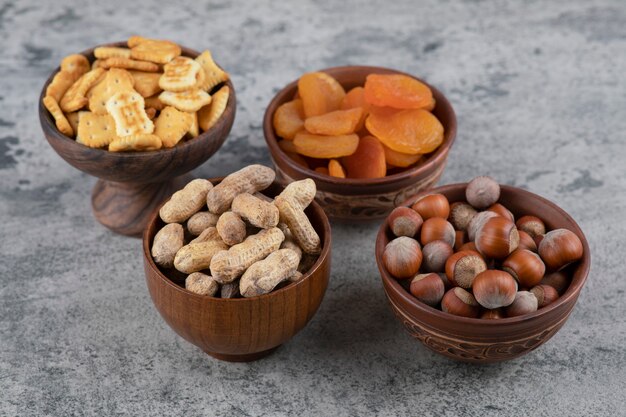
(143, 179), (331, 362)
(39, 42), (236, 237)
(375, 184), (591, 363)
(263, 65), (456, 221)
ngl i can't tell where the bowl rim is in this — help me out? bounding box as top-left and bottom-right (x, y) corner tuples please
(262, 65), (457, 187)
(38, 41), (235, 158)
(142, 176), (332, 302)
(376, 182), (591, 326)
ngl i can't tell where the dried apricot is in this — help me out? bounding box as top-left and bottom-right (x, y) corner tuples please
(273, 99), (304, 140)
(298, 72), (345, 117)
(365, 108), (443, 154)
(328, 159), (346, 178)
(304, 108), (363, 136)
(293, 132), (358, 158)
(340, 86), (370, 131)
(382, 143), (423, 168)
(342, 136), (386, 179)
(278, 139), (298, 153)
(364, 74), (433, 109)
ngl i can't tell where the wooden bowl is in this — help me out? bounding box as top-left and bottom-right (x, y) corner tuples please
(263, 66), (456, 221)
(142, 178), (332, 362)
(39, 42), (236, 237)
(375, 184), (591, 363)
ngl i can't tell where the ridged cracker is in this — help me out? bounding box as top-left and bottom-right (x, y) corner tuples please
(127, 35), (150, 48)
(109, 134), (162, 152)
(60, 68), (106, 112)
(188, 112), (199, 138)
(94, 46), (131, 59)
(43, 96), (73, 137)
(159, 89), (211, 112)
(130, 39), (181, 64)
(88, 68), (136, 115)
(198, 85), (229, 131)
(100, 57), (159, 72)
(76, 111), (117, 148)
(92, 59), (104, 70)
(154, 106), (194, 148)
(60, 54), (90, 77)
(66, 111), (80, 134)
(105, 91), (154, 136)
(159, 57), (202, 92)
(129, 70), (162, 97)
(195, 50), (229, 92)
(46, 70), (79, 102)
(144, 95), (166, 111)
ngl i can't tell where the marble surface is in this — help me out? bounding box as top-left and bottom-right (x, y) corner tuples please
(1, 0), (625, 415)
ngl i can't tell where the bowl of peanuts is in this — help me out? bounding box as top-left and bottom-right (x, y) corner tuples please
(263, 66), (457, 221)
(375, 177), (590, 362)
(39, 36), (235, 237)
(143, 165), (331, 362)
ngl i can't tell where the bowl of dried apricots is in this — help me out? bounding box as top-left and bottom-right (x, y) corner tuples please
(263, 66), (456, 220)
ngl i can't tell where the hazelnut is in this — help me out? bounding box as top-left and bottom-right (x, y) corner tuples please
(411, 193), (450, 220)
(540, 271), (570, 295)
(454, 230), (467, 251)
(472, 270), (518, 309)
(420, 217), (455, 247)
(441, 287), (481, 318)
(421, 240), (454, 272)
(530, 284), (559, 308)
(502, 249), (546, 288)
(481, 308), (505, 319)
(538, 229), (584, 271)
(516, 215), (546, 238)
(466, 176), (500, 209)
(449, 202), (477, 231)
(467, 211), (499, 241)
(410, 273), (445, 307)
(445, 250), (487, 289)
(517, 230), (538, 252)
(505, 291), (538, 317)
(388, 206), (423, 237)
(459, 241), (478, 252)
(383, 237), (422, 279)
(437, 272), (453, 290)
(475, 217), (519, 259)
(486, 203), (514, 222)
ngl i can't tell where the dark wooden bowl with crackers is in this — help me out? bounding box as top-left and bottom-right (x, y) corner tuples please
(39, 40), (236, 237)
(142, 178), (332, 362)
(263, 65), (456, 221)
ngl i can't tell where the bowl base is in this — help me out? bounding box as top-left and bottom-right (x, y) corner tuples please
(92, 174), (192, 237)
(203, 346), (280, 362)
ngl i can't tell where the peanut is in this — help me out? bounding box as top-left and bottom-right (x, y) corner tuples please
(279, 223), (303, 262)
(185, 272), (218, 296)
(240, 249), (300, 297)
(274, 179), (321, 254)
(220, 279), (240, 298)
(232, 193), (280, 229)
(206, 164), (275, 214)
(190, 226), (222, 244)
(210, 227), (285, 284)
(288, 270), (304, 283)
(151, 223), (184, 269)
(187, 211), (219, 235)
(216, 211), (246, 246)
(160, 179), (213, 223)
(174, 239), (229, 274)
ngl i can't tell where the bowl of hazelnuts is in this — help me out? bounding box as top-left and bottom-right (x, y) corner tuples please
(375, 176), (590, 363)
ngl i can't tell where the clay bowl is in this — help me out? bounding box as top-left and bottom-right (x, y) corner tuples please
(375, 184), (591, 363)
(143, 178), (331, 362)
(39, 42), (236, 237)
(263, 65), (456, 221)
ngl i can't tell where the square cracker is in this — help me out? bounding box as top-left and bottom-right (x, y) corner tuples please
(60, 68), (106, 112)
(105, 91), (154, 136)
(195, 50), (229, 92)
(159, 57), (202, 92)
(129, 71), (162, 98)
(154, 106), (194, 148)
(88, 68), (136, 115)
(109, 134), (162, 152)
(198, 85), (229, 131)
(130, 39), (181, 64)
(66, 111), (80, 134)
(159, 89), (211, 113)
(76, 111), (117, 148)
(43, 96), (73, 137)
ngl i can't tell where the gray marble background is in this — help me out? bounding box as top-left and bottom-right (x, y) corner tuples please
(1, 0), (625, 415)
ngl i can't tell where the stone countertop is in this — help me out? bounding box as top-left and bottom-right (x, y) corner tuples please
(1, 0), (625, 415)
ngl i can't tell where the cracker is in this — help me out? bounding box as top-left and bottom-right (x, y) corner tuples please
(198, 85), (229, 131)
(188, 112), (199, 138)
(94, 46), (131, 59)
(127, 35), (150, 48)
(43, 96), (73, 137)
(45, 70), (78, 102)
(129, 71), (162, 97)
(159, 89), (211, 112)
(88, 68), (135, 115)
(60, 68), (106, 112)
(66, 111), (80, 134)
(145, 107), (157, 120)
(144, 95), (166, 111)
(100, 57), (159, 72)
(154, 106), (194, 148)
(159, 57), (202, 92)
(60, 54), (90, 77)
(76, 111), (117, 148)
(130, 39), (181, 64)
(195, 50), (229, 92)
(109, 134), (162, 152)
(92, 59), (104, 70)
(105, 91), (154, 136)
